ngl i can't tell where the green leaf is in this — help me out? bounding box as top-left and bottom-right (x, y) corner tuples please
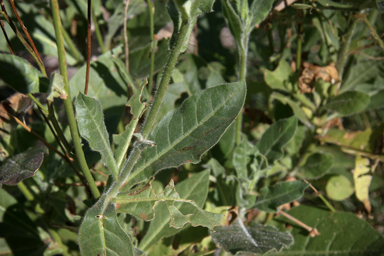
(0, 189), (46, 255)
(249, 0), (275, 27)
(137, 170), (214, 251)
(253, 181), (309, 212)
(113, 82), (147, 171)
(0, 146), (48, 186)
(271, 205), (384, 255)
(78, 196), (134, 256)
(75, 92), (119, 180)
(46, 72), (66, 103)
(122, 82), (246, 190)
(264, 59), (293, 92)
(326, 175), (354, 201)
(354, 155), (372, 213)
(0, 53), (48, 94)
(233, 134), (256, 180)
(298, 152), (334, 180)
(256, 116), (297, 163)
(271, 93), (312, 127)
(211, 219), (293, 255)
(115, 176), (221, 231)
(324, 91), (370, 116)
(317, 0), (356, 9)
(204, 158), (225, 177)
(221, 0), (244, 46)
(69, 46), (128, 134)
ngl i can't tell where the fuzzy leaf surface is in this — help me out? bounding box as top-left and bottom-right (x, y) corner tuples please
(256, 116), (297, 163)
(211, 219), (293, 255)
(324, 91), (370, 116)
(75, 92), (119, 180)
(270, 205), (384, 255)
(0, 146), (48, 186)
(78, 196), (134, 256)
(122, 82), (246, 190)
(233, 134), (256, 180)
(249, 0), (275, 27)
(253, 181), (309, 212)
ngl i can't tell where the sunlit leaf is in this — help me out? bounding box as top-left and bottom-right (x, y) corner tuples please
(326, 175), (354, 201)
(353, 155), (372, 214)
(264, 59), (293, 92)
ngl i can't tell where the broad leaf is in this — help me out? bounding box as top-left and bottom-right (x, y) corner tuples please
(353, 155), (372, 213)
(137, 170), (214, 251)
(256, 116), (297, 163)
(270, 205), (384, 255)
(298, 152), (334, 180)
(0, 146), (48, 186)
(264, 59), (293, 92)
(78, 196), (134, 256)
(0, 53), (48, 94)
(115, 178), (221, 230)
(249, 0), (275, 27)
(211, 219), (293, 255)
(113, 82), (147, 170)
(75, 93), (119, 180)
(233, 134), (256, 180)
(122, 82), (246, 190)
(253, 181), (309, 212)
(326, 175), (354, 201)
(324, 91), (370, 116)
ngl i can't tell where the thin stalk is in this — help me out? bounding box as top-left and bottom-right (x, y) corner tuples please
(296, 9), (303, 72)
(361, 9), (378, 37)
(303, 179), (336, 213)
(279, 210), (321, 237)
(92, 7), (105, 53)
(50, 0), (100, 198)
(107, 22), (191, 198)
(60, 23), (83, 63)
(360, 14), (384, 52)
(147, 0), (155, 93)
(124, 0), (131, 73)
(84, 0), (91, 95)
(336, 15), (357, 79)
(0, 19), (14, 53)
(267, 23), (274, 53)
(48, 104), (73, 153)
(17, 181), (34, 201)
(28, 93), (49, 115)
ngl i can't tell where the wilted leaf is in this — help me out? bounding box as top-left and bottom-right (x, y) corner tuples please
(353, 155), (372, 214)
(75, 92), (119, 180)
(78, 196), (134, 256)
(121, 82), (246, 190)
(326, 175), (354, 201)
(256, 116), (297, 163)
(298, 152), (334, 180)
(324, 91), (370, 116)
(270, 205), (384, 255)
(253, 181), (309, 212)
(0, 146), (48, 186)
(115, 179), (221, 230)
(211, 219), (293, 255)
(0, 53), (48, 94)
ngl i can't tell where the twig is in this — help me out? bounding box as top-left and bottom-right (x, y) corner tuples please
(279, 210), (321, 237)
(354, 51), (384, 60)
(359, 14), (384, 52)
(124, 0), (131, 73)
(55, 181), (107, 187)
(84, 0), (91, 95)
(0, 19), (14, 53)
(303, 179), (336, 213)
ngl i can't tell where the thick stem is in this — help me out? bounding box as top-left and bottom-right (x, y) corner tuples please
(17, 181), (34, 201)
(147, 0), (155, 94)
(50, 0), (100, 198)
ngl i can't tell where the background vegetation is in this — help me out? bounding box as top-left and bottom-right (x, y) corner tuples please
(1, 0), (384, 255)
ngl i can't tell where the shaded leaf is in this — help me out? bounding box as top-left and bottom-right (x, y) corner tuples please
(270, 205), (384, 255)
(326, 175), (354, 201)
(353, 155), (372, 214)
(47, 72), (66, 102)
(264, 60), (293, 92)
(204, 158), (225, 177)
(0, 146), (48, 186)
(122, 82), (246, 190)
(256, 116), (297, 163)
(78, 196), (134, 256)
(0, 53), (48, 94)
(233, 134), (256, 180)
(75, 92), (119, 180)
(137, 170), (213, 252)
(324, 91), (370, 116)
(253, 181), (309, 212)
(211, 219), (293, 255)
(298, 152), (334, 180)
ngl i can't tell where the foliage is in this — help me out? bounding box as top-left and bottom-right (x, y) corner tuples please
(0, 0), (384, 255)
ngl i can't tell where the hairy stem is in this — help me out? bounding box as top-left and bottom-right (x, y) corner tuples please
(147, 0), (155, 94)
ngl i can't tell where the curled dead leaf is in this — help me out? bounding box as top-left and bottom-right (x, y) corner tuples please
(298, 63), (339, 94)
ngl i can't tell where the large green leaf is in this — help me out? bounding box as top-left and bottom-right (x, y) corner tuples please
(253, 181), (309, 212)
(324, 91), (370, 116)
(249, 0), (275, 27)
(256, 116), (297, 163)
(69, 46), (128, 135)
(0, 53), (48, 94)
(122, 82), (246, 190)
(75, 93), (119, 180)
(211, 219), (293, 255)
(78, 196), (134, 256)
(298, 152), (334, 180)
(0, 146), (48, 186)
(270, 205), (384, 255)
